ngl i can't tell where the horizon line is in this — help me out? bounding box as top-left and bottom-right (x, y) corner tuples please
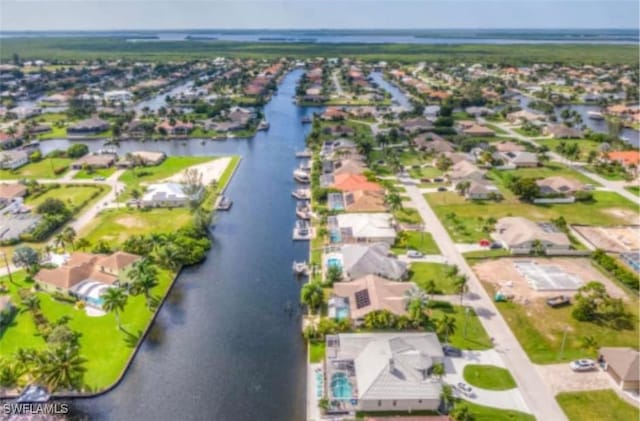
(1, 27), (639, 32)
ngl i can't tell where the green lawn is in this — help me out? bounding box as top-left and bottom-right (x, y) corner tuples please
(556, 389), (639, 421)
(391, 230), (440, 255)
(625, 186), (640, 196)
(463, 364), (517, 390)
(26, 184), (108, 212)
(482, 282), (639, 363)
(489, 162), (599, 188)
(80, 207), (193, 246)
(393, 207), (423, 225)
(409, 262), (457, 295)
(73, 167), (117, 180)
(535, 138), (602, 162)
(0, 269), (176, 390)
(429, 303), (492, 350)
(409, 166), (444, 180)
(309, 341), (326, 363)
(427, 190), (636, 243)
(461, 400), (536, 421)
(0, 158), (72, 180)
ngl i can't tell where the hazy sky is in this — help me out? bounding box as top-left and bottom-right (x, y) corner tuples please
(1, 0), (638, 31)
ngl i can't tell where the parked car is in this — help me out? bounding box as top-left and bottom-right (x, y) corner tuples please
(457, 382), (474, 397)
(407, 250), (424, 258)
(437, 186), (448, 192)
(93, 176), (106, 181)
(489, 243), (503, 250)
(569, 359), (596, 372)
(434, 177), (444, 182)
(443, 345), (462, 357)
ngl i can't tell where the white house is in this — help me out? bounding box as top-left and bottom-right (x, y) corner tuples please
(141, 183), (203, 208)
(494, 217), (571, 254)
(104, 90), (133, 103)
(332, 213), (397, 245)
(0, 150), (29, 170)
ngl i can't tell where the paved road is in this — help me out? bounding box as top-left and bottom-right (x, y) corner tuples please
(331, 70), (344, 96)
(494, 122), (640, 205)
(404, 183), (568, 421)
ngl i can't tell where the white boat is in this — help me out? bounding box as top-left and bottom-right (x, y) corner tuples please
(293, 168), (310, 183)
(295, 149), (312, 158)
(292, 219), (312, 240)
(292, 261), (309, 275)
(292, 188), (311, 200)
(216, 196), (232, 211)
(296, 201), (312, 219)
(587, 111), (605, 120)
(257, 120), (270, 131)
(301, 116), (312, 124)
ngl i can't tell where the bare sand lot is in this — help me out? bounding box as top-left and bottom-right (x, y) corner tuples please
(573, 225), (640, 253)
(472, 257), (628, 302)
(160, 157), (231, 185)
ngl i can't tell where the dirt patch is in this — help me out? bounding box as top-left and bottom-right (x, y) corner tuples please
(161, 157), (231, 185)
(115, 216), (146, 229)
(603, 208), (640, 224)
(472, 257), (629, 302)
(535, 363), (613, 394)
(573, 225), (640, 253)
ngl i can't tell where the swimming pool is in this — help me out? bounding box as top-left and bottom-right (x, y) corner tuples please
(330, 372), (353, 400)
(329, 231), (342, 243)
(335, 307), (349, 320)
(327, 257), (342, 269)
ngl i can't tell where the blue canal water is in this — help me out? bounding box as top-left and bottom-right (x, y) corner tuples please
(65, 69), (323, 421)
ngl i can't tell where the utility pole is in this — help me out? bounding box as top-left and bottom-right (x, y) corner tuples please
(558, 326), (569, 361)
(463, 306), (471, 339)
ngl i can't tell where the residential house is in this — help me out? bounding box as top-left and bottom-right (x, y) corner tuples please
(332, 159), (367, 176)
(501, 151), (539, 168)
(71, 153), (116, 170)
(495, 141), (525, 153)
(0, 150), (29, 170)
(332, 174), (383, 193)
(330, 275), (417, 322)
(104, 90), (133, 103)
(494, 217), (571, 254)
(600, 347), (639, 392)
(0, 183), (27, 207)
(331, 214), (397, 245)
(68, 117), (110, 135)
(457, 120), (495, 137)
(544, 124), (583, 139)
(141, 182), (203, 208)
(342, 190), (387, 212)
(402, 117), (434, 134)
(325, 332), (444, 412)
(536, 176), (585, 197)
(158, 120), (194, 136)
(446, 160), (486, 182)
(607, 151), (640, 169)
(465, 179), (501, 200)
(412, 133), (453, 153)
(117, 151), (166, 168)
(34, 251), (140, 307)
(506, 110), (545, 123)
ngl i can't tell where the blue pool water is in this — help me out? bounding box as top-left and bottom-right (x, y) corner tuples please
(330, 373), (353, 400)
(327, 258), (342, 269)
(329, 231), (342, 243)
(335, 307), (349, 320)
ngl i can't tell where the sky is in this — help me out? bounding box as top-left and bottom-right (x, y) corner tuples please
(0, 0), (638, 31)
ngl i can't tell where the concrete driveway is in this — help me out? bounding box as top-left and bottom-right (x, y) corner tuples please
(443, 350), (530, 413)
(535, 363), (613, 395)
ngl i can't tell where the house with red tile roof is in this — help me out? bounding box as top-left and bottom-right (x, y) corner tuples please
(332, 173), (383, 192)
(607, 150), (640, 167)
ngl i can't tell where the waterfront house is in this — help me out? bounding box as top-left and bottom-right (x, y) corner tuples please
(506, 110), (545, 124)
(104, 90), (133, 103)
(328, 242), (407, 281)
(141, 182), (203, 208)
(332, 213), (397, 245)
(501, 151), (539, 168)
(331, 174), (383, 193)
(158, 120), (194, 136)
(494, 217), (571, 254)
(342, 190), (387, 212)
(68, 117), (110, 135)
(0, 150), (29, 170)
(544, 124), (583, 139)
(34, 251), (140, 307)
(71, 153), (116, 170)
(600, 347), (640, 392)
(0, 183), (27, 207)
(331, 275), (417, 323)
(606, 151), (640, 169)
(117, 151), (166, 168)
(325, 332), (444, 412)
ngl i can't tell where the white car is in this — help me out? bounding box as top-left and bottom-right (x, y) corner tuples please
(406, 250), (424, 258)
(456, 382), (475, 397)
(569, 359), (596, 372)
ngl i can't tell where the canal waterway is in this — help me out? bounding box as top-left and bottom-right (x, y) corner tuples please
(68, 69), (323, 421)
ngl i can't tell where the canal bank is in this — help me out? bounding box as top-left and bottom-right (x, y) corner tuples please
(61, 69), (323, 421)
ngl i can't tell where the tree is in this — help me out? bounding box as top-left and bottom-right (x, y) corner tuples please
(66, 144), (89, 158)
(325, 265), (343, 286)
(423, 279), (438, 298)
(36, 198), (68, 215)
(431, 362), (445, 381)
(300, 282), (323, 315)
(509, 177), (540, 202)
(580, 335), (599, 355)
(74, 238), (91, 251)
(436, 154), (453, 171)
(127, 258), (159, 308)
(62, 227), (76, 250)
(181, 168), (204, 210)
(572, 281), (633, 329)
(21, 295), (40, 313)
(384, 192), (403, 212)
(455, 180), (471, 197)
(454, 275), (469, 304)
(102, 287), (128, 330)
(405, 287), (429, 327)
(440, 383), (455, 412)
(34, 344), (86, 392)
(436, 315), (457, 344)
(12, 246), (39, 274)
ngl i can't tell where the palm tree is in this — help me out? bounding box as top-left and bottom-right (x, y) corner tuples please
(384, 192), (403, 212)
(440, 384), (455, 413)
(455, 180), (471, 197)
(54, 233), (66, 251)
(155, 245), (180, 270)
(300, 282), (323, 315)
(451, 404), (474, 421)
(454, 275), (469, 304)
(14, 348), (37, 376)
(62, 227), (76, 250)
(405, 287), (429, 327)
(436, 315), (457, 344)
(35, 345), (87, 392)
(423, 279), (438, 298)
(580, 335), (599, 355)
(21, 295), (40, 313)
(431, 362), (445, 381)
(128, 258), (159, 307)
(74, 238), (91, 251)
(102, 287), (128, 330)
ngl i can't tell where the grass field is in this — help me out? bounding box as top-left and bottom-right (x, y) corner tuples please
(391, 230), (440, 255)
(427, 190), (636, 243)
(2, 38), (637, 65)
(429, 303), (492, 350)
(393, 207), (423, 225)
(73, 167), (117, 180)
(463, 364), (517, 390)
(309, 341), (326, 363)
(535, 138), (602, 162)
(0, 269), (175, 390)
(489, 162), (599, 188)
(625, 185), (640, 196)
(0, 158), (72, 180)
(409, 262), (459, 295)
(556, 389), (639, 421)
(460, 400), (536, 421)
(26, 184), (108, 211)
(483, 283), (639, 363)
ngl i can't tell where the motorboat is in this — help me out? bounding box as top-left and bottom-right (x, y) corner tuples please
(216, 195), (233, 211)
(292, 188), (311, 200)
(293, 168), (310, 183)
(292, 219), (311, 240)
(295, 149), (312, 158)
(257, 120), (270, 131)
(587, 111), (605, 120)
(292, 261), (310, 275)
(301, 116), (312, 124)
(296, 201), (312, 219)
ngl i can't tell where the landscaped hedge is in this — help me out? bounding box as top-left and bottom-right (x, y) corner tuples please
(592, 249), (639, 292)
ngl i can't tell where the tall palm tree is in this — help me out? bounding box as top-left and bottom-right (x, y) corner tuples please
(74, 238), (91, 252)
(21, 295), (40, 313)
(54, 233), (66, 251)
(454, 275), (469, 304)
(155, 245), (180, 270)
(405, 287), (429, 326)
(102, 287), (128, 330)
(384, 192), (403, 212)
(300, 282), (323, 315)
(580, 335), (599, 355)
(62, 227), (76, 250)
(440, 384), (455, 413)
(128, 258), (159, 307)
(35, 345), (87, 392)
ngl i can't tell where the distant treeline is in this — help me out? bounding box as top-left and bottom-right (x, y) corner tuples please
(0, 37), (638, 65)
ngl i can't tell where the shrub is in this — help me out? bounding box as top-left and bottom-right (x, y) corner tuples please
(67, 143), (89, 158)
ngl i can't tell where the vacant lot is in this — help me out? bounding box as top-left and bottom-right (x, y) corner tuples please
(391, 230), (440, 255)
(0, 158), (72, 180)
(409, 262), (458, 295)
(573, 225), (640, 253)
(556, 389), (639, 421)
(73, 167), (117, 180)
(427, 191), (637, 243)
(26, 184), (107, 211)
